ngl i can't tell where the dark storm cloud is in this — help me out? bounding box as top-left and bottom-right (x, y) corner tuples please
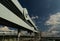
(19, 0), (60, 31)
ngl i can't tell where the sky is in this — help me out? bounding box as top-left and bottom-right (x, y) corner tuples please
(18, 0), (60, 33)
(0, 0), (60, 36)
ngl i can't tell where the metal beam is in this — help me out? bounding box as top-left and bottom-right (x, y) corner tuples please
(0, 3), (38, 32)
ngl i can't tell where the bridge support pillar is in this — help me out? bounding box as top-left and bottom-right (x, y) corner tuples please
(18, 29), (21, 41)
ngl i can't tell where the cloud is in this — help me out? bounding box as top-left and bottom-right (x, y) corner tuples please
(31, 16), (39, 19)
(45, 13), (60, 25)
(0, 26), (10, 31)
(42, 31), (60, 37)
(42, 12), (60, 37)
(45, 12), (60, 32)
(51, 31), (59, 34)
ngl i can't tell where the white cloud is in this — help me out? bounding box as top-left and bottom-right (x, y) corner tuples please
(42, 12), (60, 37)
(0, 26), (10, 31)
(51, 31), (59, 34)
(42, 31), (60, 37)
(31, 16), (39, 19)
(45, 12), (60, 32)
(45, 13), (60, 25)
